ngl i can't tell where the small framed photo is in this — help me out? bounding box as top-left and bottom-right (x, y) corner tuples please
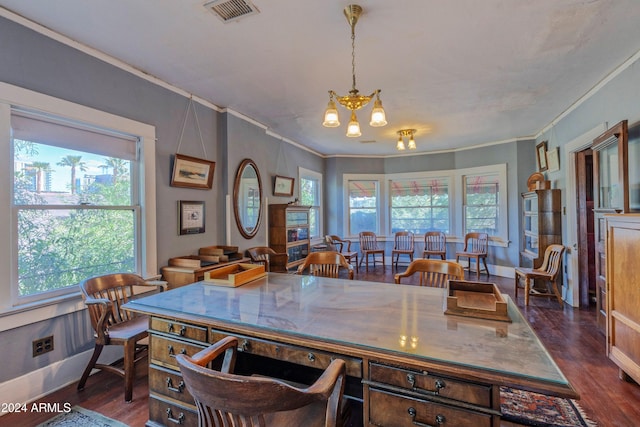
(273, 175), (295, 197)
(536, 141), (548, 172)
(546, 147), (560, 172)
(171, 154), (215, 190)
(179, 201), (205, 235)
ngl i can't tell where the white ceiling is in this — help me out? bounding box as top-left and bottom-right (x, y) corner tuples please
(2, 0), (640, 156)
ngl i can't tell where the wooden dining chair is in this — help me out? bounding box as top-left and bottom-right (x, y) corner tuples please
(515, 244), (566, 306)
(327, 235), (359, 273)
(423, 231), (447, 260)
(358, 231), (385, 272)
(176, 336), (346, 427)
(297, 251), (354, 279)
(455, 232), (490, 278)
(392, 231), (415, 270)
(246, 246), (289, 272)
(78, 273), (166, 402)
(394, 259), (464, 287)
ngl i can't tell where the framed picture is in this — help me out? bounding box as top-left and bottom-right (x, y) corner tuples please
(273, 175), (295, 197)
(171, 153), (215, 190)
(179, 201), (205, 235)
(547, 147), (560, 172)
(536, 141), (548, 172)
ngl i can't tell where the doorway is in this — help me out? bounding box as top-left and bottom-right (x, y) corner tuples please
(575, 149), (595, 307)
(563, 123), (605, 308)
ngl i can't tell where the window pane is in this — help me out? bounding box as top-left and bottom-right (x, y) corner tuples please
(14, 140), (132, 206)
(349, 180), (378, 234)
(12, 111), (139, 300)
(17, 208), (135, 297)
(464, 174), (499, 235)
(390, 178), (449, 234)
(300, 177), (320, 238)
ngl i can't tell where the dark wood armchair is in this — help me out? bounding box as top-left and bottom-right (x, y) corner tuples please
(246, 246), (289, 272)
(78, 273), (166, 402)
(394, 259), (464, 287)
(327, 235), (359, 272)
(297, 251), (354, 279)
(176, 336), (346, 427)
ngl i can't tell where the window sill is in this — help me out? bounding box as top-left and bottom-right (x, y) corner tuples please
(0, 292), (85, 332)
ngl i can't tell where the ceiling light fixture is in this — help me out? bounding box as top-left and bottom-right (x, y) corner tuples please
(323, 4), (387, 137)
(397, 129), (417, 151)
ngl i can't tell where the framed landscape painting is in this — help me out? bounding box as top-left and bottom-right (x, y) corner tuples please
(171, 153), (215, 189)
(273, 175), (295, 197)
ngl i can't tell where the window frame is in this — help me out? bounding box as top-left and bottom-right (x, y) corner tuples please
(344, 175), (384, 236)
(298, 167), (323, 240)
(0, 82), (157, 327)
(342, 165), (508, 245)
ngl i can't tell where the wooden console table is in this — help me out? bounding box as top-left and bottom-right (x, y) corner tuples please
(124, 274), (576, 427)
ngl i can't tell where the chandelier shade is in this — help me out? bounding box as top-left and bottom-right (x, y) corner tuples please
(323, 4), (387, 137)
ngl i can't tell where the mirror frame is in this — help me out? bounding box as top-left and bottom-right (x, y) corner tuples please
(233, 158), (263, 239)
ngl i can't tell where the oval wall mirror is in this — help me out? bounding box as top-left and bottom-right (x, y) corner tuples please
(233, 159), (263, 239)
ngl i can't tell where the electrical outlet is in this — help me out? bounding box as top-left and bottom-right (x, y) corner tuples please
(32, 335), (54, 357)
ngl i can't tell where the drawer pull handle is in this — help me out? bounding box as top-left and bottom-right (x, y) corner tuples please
(168, 323), (186, 336)
(408, 407), (446, 426)
(307, 352), (316, 362)
(168, 345), (187, 358)
(406, 374), (447, 395)
(166, 377), (185, 393)
(407, 373), (416, 387)
(240, 339), (251, 352)
(166, 408), (185, 424)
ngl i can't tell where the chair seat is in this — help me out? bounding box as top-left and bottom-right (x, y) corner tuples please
(104, 315), (149, 343)
(342, 251), (359, 273)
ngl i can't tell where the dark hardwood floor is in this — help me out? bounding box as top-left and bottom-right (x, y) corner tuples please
(4, 266), (640, 427)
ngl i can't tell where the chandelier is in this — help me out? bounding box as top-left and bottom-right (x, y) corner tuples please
(322, 4), (387, 137)
(396, 129), (417, 150)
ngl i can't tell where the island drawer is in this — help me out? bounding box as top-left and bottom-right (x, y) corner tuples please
(210, 328), (362, 378)
(369, 388), (493, 427)
(149, 394), (197, 427)
(151, 317), (208, 341)
(149, 364), (194, 404)
(369, 362), (492, 407)
(150, 334), (207, 370)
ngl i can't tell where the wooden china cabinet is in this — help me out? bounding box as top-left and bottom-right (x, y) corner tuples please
(521, 189), (562, 269)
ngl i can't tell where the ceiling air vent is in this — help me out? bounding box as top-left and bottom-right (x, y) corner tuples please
(204, 0), (260, 22)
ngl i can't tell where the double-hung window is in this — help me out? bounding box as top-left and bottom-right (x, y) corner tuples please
(389, 177), (450, 234)
(299, 168), (322, 239)
(347, 179), (379, 235)
(12, 110), (140, 304)
(463, 172), (500, 235)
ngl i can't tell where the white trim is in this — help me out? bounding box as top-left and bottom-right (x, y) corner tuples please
(0, 347), (122, 410)
(563, 124), (607, 307)
(0, 82), (157, 321)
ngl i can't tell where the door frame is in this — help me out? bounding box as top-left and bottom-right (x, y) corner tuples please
(563, 124), (606, 307)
